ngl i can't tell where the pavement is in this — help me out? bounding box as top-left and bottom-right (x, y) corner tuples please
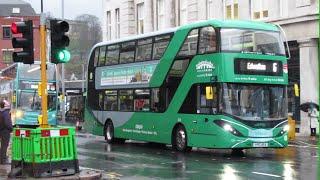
(0, 164), (102, 179)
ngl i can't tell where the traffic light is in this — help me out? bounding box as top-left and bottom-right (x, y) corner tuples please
(11, 20), (34, 64)
(50, 20), (70, 64)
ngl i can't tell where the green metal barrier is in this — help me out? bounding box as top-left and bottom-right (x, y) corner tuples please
(10, 126), (79, 177)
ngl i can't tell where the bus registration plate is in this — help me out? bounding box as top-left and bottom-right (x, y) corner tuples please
(253, 142), (268, 147)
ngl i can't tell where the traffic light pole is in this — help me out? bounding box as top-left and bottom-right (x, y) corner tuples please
(40, 13), (48, 127)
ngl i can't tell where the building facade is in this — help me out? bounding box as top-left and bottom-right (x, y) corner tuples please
(102, 0), (319, 136)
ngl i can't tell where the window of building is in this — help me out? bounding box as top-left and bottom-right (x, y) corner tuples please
(94, 47), (100, 67)
(115, 8), (120, 38)
(2, 50), (13, 64)
(180, 0), (187, 25)
(225, 0), (238, 19)
(137, 3), (144, 34)
(178, 29), (199, 57)
(153, 34), (172, 60)
(98, 46), (106, 66)
(106, 11), (112, 40)
(119, 90), (133, 111)
(296, 0), (311, 8)
(120, 41), (135, 64)
(251, 0), (269, 20)
(206, 0), (214, 19)
(104, 90), (118, 111)
(134, 89), (150, 111)
(156, 0), (165, 30)
(2, 27), (11, 39)
(198, 27), (216, 54)
(136, 38), (153, 62)
(106, 45), (119, 65)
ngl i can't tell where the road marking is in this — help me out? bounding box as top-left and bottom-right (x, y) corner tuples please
(288, 144), (318, 149)
(252, 172), (282, 178)
(297, 140), (317, 147)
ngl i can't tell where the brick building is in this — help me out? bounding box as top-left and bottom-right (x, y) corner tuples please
(0, 0), (40, 70)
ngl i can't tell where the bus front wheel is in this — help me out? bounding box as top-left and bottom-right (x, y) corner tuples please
(104, 121), (114, 143)
(104, 121), (125, 144)
(173, 125), (192, 152)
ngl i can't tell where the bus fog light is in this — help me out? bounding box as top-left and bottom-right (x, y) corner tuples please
(223, 124), (233, 132)
(283, 125), (289, 132)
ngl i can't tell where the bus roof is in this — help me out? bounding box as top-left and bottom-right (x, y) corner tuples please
(93, 19), (279, 50)
(94, 27), (177, 48)
(183, 19), (279, 32)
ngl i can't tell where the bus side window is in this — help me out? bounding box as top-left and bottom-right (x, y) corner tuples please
(198, 27), (216, 54)
(199, 85), (217, 114)
(178, 29), (199, 57)
(104, 90), (118, 111)
(106, 45), (119, 65)
(119, 90), (133, 111)
(136, 38), (153, 62)
(120, 41), (136, 64)
(153, 34), (172, 60)
(179, 85), (197, 114)
(151, 88), (160, 112)
(134, 89), (150, 111)
(94, 47), (100, 67)
(98, 92), (104, 110)
(98, 46), (107, 66)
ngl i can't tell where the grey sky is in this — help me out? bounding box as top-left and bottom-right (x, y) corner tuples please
(25, 0), (104, 23)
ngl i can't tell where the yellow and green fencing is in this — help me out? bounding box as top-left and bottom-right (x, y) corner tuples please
(10, 126), (79, 177)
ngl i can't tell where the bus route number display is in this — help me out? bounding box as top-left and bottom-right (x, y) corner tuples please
(234, 58), (282, 76)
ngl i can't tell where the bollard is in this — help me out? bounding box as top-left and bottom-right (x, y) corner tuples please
(288, 116), (296, 140)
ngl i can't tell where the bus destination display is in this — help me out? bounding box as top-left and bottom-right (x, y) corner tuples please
(234, 58), (282, 76)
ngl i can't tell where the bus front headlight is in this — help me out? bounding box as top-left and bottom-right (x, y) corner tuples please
(283, 125), (289, 132)
(16, 110), (24, 119)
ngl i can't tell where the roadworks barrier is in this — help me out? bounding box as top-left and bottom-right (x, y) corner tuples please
(9, 126), (79, 178)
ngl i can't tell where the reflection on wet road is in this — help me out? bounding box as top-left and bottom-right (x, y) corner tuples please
(77, 136), (318, 180)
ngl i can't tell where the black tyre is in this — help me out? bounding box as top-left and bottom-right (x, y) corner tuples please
(173, 125), (192, 152)
(104, 121), (114, 143)
(104, 121), (126, 144)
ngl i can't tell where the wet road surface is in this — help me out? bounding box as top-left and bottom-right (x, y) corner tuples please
(77, 136), (318, 180)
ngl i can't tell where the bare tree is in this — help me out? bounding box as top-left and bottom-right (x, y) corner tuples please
(65, 14), (102, 79)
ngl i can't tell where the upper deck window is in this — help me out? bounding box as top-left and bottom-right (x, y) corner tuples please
(153, 34), (172, 60)
(120, 41), (135, 64)
(198, 27), (217, 54)
(178, 29), (199, 57)
(106, 45), (119, 65)
(221, 28), (285, 56)
(94, 47), (100, 67)
(136, 38), (152, 62)
(98, 46), (107, 66)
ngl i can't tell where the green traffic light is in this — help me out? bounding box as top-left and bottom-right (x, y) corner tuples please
(56, 49), (71, 63)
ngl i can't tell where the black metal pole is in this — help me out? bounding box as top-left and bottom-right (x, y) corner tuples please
(41, 0), (43, 13)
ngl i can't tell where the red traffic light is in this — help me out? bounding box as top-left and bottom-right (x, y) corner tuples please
(11, 22), (18, 34)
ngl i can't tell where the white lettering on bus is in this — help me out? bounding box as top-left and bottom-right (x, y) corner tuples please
(247, 62), (266, 71)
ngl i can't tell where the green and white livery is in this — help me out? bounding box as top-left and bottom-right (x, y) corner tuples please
(85, 19), (289, 151)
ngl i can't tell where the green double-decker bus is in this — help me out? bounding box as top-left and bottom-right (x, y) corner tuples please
(85, 19), (289, 151)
